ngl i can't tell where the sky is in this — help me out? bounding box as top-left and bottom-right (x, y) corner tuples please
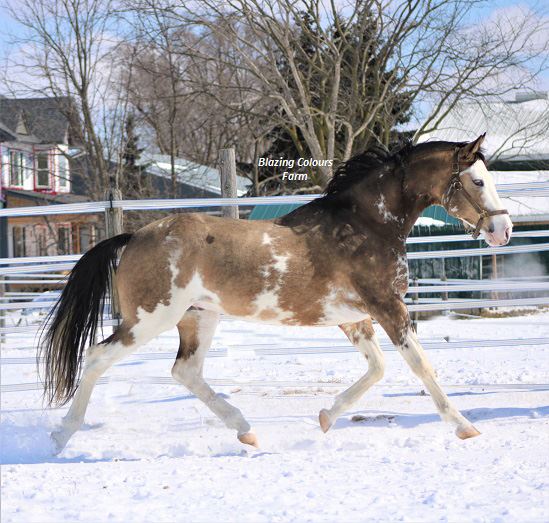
(0, 0), (547, 96)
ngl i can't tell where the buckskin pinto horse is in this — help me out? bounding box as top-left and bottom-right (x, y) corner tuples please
(42, 134), (512, 452)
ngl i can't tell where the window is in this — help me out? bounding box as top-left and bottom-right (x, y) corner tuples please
(78, 224), (96, 252)
(58, 155), (69, 189)
(36, 153), (51, 188)
(9, 151), (24, 187)
(57, 225), (72, 255)
(35, 227), (49, 256)
(12, 226), (26, 257)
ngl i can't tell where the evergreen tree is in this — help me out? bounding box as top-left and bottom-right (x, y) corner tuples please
(121, 113), (152, 199)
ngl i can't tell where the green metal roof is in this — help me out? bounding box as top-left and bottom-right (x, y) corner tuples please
(249, 202), (459, 224)
(248, 203), (302, 220)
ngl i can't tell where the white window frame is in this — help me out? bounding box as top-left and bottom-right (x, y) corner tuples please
(58, 153), (70, 190)
(9, 150), (25, 187)
(35, 151), (51, 189)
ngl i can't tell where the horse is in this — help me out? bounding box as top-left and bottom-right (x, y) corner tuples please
(41, 134), (512, 453)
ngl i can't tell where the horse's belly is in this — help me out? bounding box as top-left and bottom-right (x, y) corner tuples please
(194, 290), (369, 327)
(319, 300), (370, 325)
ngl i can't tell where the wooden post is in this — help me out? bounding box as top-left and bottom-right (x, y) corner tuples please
(218, 148), (238, 219)
(0, 280), (5, 349)
(104, 188), (123, 322)
(440, 258), (448, 301)
(491, 253), (498, 303)
(0, 197), (7, 348)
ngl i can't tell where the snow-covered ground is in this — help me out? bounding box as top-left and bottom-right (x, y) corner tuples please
(1, 311), (548, 522)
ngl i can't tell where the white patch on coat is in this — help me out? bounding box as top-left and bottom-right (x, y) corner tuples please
(375, 194), (400, 223)
(393, 254), (409, 293)
(244, 240), (294, 322)
(272, 254), (289, 273)
(460, 160), (513, 243)
(321, 287), (369, 324)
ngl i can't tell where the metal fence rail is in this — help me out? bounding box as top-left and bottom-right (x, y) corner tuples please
(1, 180), (548, 217)
(2, 241), (548, 276)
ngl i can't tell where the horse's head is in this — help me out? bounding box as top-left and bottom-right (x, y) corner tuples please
(442, 134), (512, 246)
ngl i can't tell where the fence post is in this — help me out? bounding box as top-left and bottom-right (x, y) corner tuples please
(440, 258), (448, 301)
(0, 280), (4, 349)
(218, 148), (238, 219)
(104, 188), (123, 323)
(0, 196), (6, 348)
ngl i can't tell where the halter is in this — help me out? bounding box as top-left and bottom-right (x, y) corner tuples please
(443, 148), (509, 239)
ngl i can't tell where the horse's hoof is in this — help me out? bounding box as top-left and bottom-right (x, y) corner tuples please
(319, 409), (333, 433)
(456, 425), (481, 440)
(50, 431), (67, 455)
(238, 432), (259, 448)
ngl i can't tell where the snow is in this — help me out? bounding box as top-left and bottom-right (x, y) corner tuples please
(1, 311), (549, 522)
(493, 170), (549, 219)
(415, 216), (446, 227)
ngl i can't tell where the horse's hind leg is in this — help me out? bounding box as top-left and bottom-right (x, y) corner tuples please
(171, 309), (257, 448)
(51, 323), (145, 453)
(319, 317), (385, 432)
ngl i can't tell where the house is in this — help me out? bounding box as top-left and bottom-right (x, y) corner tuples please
(0, 96), (99, 259)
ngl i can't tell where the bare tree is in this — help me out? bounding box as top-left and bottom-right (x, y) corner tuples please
(139, 0), (548, 187)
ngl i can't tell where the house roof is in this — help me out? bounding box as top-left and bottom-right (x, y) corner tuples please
(0, 97), (73, 144)
(419, 95), (549, 162)
(141, 153), (252, 196)
(492, 170), (549, 221)
(4, 188), (90, 205)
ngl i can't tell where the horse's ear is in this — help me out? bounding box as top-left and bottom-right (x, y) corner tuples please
(459, 133), (486, 160)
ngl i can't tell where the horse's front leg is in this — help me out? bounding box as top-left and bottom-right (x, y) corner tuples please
(372, 297), (480, 439)
(319, 317), (385, 432)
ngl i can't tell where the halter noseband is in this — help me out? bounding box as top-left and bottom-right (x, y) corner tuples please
(443, 148), (509, 239)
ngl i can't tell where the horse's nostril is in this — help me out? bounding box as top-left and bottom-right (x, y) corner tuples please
(487, 225), (495, 234)
(505, 228), (510, 241)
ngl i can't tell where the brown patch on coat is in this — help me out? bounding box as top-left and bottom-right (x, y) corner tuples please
(115, 218), (178, 325)
(99, 323), (135, 347)
(340, 317), (376, 347)
(258, 308), (278, 321)
(176, 313), (200, 360)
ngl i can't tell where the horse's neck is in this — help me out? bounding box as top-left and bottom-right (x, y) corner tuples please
(351, 172), (434, 239)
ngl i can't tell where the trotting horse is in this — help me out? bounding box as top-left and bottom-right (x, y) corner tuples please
(42, 134), (512, 452)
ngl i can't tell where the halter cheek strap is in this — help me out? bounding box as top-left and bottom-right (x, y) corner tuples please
(443, 148), (509, 239)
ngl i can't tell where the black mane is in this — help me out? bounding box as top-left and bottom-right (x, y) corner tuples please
(324, 139), (485, 197)
(325, 140), (415, 196)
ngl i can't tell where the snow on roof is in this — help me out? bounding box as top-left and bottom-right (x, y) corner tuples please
(419, 97), (549, 161)
(141, 153), (252, 196)
(493, 170), (549, 220)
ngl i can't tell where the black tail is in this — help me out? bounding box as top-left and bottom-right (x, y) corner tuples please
(40, 233), (133, 405)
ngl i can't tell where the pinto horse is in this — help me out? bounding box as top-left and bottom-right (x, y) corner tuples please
(42, 134), (512, 452)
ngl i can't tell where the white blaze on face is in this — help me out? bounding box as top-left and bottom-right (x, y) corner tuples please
(461, 160), (513, 246)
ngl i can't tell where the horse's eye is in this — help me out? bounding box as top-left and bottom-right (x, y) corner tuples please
(473, 179), (484, 187)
